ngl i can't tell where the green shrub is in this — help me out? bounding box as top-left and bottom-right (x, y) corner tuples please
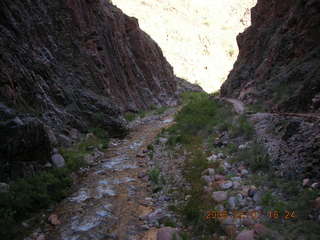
(148, 168), (161, 184)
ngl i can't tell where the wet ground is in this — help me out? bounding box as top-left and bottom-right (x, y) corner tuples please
(45, 110), (177, 240)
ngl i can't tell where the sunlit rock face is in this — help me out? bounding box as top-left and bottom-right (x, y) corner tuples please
(112, 0), (257, 92)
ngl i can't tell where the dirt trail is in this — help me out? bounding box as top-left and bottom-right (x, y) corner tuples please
(45, 110), (177, 240)
(221, 97), (245, 114)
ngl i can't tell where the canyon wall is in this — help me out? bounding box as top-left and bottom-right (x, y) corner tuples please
(0, 0), (177, 180)
(221, 0), (320, 113)
(112, 0), (257, 92)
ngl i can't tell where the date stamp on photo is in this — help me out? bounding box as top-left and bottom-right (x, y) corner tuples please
(205, 210), (297, 220)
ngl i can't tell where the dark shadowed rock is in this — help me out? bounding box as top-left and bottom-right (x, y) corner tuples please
(221, 0), (320, 113)
(0, 0), (178, 180)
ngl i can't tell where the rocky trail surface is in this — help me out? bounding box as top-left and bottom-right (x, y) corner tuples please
(33, 109), (178, 240)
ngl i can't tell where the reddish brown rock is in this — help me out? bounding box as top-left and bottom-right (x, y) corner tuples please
(221, 0), (320, 113)
(48, 214), (61, 225)
(0, 0), (179, 181)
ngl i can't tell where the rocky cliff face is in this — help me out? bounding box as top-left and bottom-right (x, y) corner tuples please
(112, 0), (256, 92)
(0, 0), (177, 181)
(221, 0), (320, 113)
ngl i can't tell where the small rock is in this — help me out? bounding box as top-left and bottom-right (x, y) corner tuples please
(228, 196), (237, 209)
(207, 154), (219, 162)
(233, 182), (241, 189)
(225, 225), (237, 238)
(204, 186), (213, 193)
(85, 133), (94, 139)
(220, 181), (233, 190)
(136, 153), (146, 158)
(157, 227), (180, 240)
(240, 169), (249, 175)
(217, 153), (225, 159)
(221, 216), (234, 226)
(242, 218), (255, 227)
(22, 221), (29, 228)
(238, 143), (248, 150)
(48, 214), (61, 225)
(223, 162), (232, 169)
(231, 177), (241, 181)
(44, 162), (52, 168)
(248, 188), (256, 198)
(36, 234), (46, 240)
(159, 137), (168, 144)
(51, 153), (65, 168)
(254, 223), (270, 236)
(185, 195), (192, 201)
(0, 182), (9, 193)
(201, 175), (213, 185)
(253, 191), (263, 203)
(202, 168), (215, 176)
(215, 204), (225, 211)
(313, 197), (320, 209)
(302, 178), (310, 187)
(311, 182), (320, 189)
(241, 186), (250, 196)
(141, 224), (150, 230)
(138, 172), (146, 178)
(214, 174), (225, 181)
(212, 191), (228, 202)
(235, 230), (254, 240)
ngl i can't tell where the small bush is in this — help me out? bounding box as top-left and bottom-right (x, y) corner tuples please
(233, 142), (269, 171)
(148, 168), (161, 184)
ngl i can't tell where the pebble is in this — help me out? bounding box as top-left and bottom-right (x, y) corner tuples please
(201, 175), (213, 185)
(254, 223), (270, 236)
(231, 177), (241, 181)
(302, 178), (310, 187)
(207, 154), (218, 162)
(253, 191), (262, 203)
(240, 169), (249, 175)
(51, 153), (65, 168)
(223, 162), (232, 169)
(313, 197), (320, 209)
(233, 182), (241, 189)
(224, 225), (237, 237)
(202, 168), (215, 176)
(212, 191), (228, 202)
(36, 234), (46, 240)
(242, 218), (255, 227)
(220, 181), (233, 190)
(48, 214), (61, 225)
(157, 227), (180, 240)
(228, 196), (237, 209)
(214, 174), (225, 181)
(235, 230), (254, 240)
(0, 182), (9, 193)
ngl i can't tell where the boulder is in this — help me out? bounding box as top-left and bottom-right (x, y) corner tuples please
(51, 153), (65, 168)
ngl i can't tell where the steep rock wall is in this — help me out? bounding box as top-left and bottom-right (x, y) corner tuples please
(0, 0), (177, 180)
(221, 0), (320, 113)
